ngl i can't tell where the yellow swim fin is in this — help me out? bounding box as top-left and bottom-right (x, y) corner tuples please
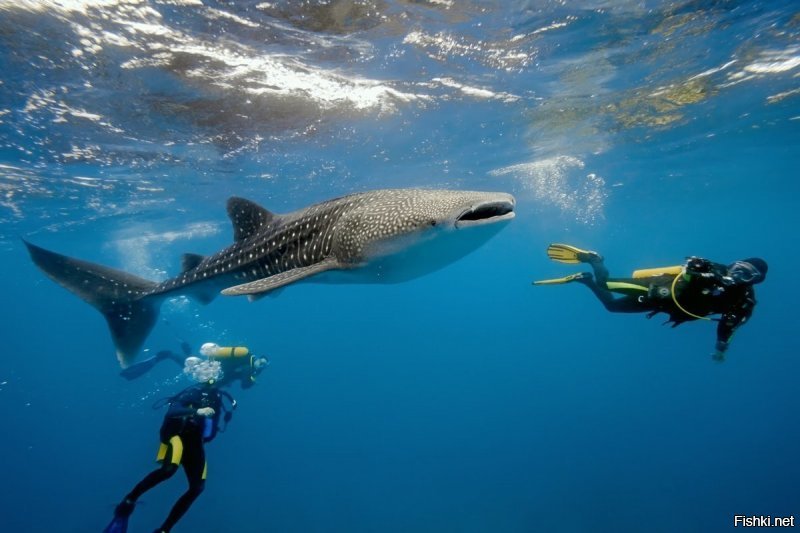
(546, 243), (600, 264)
(532, 272), (591, 285)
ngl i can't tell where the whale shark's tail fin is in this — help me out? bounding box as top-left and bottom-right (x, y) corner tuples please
(24, 240), (161, 368)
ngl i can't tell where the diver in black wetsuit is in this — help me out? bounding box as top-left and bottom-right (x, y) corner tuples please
(104, 360), (236, 533)
(534, 244), (768, 361)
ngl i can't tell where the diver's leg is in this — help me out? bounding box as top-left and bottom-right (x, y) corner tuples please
(577, 275), (649, 314)
(113, 438), (181, 519)
(158, 438), (206, 532)
(124, 438), (182, 503)
(125, 465), (177, 500)
(160, 349), (186, 368)
(571, 252), (651, 313)
(582, 254), (609, 285)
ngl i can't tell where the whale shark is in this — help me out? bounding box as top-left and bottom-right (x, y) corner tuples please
(25, 188), (515, 366)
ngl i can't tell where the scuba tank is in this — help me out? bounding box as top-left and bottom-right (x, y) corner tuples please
(200, 342), (249, 358)
(632, 265), (682, 278)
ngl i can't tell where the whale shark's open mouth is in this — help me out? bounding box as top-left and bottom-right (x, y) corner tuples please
(455, 199), (516, 228)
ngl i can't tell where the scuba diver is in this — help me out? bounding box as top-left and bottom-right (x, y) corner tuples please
(103, 359), (237, 533)
(534, 244), (768, 361)
(121, 341), (269, 389)
(200, 342), (269, 389)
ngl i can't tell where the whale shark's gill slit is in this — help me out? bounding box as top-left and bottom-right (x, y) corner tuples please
(458, 202), (514, 222)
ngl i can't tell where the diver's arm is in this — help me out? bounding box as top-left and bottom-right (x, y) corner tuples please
(165, 386), (214, 418)
(165, 405), (198, 418)
(713, 292), (756, 361)
(162, 350), (186, 367)
(168, 404), (215, 418)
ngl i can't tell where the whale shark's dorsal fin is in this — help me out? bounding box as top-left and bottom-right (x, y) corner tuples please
(181, 253), (205, 273)
(227, 197), (277, 242)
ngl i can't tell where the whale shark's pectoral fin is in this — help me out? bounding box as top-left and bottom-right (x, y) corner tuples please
(221, 259), (343, 296)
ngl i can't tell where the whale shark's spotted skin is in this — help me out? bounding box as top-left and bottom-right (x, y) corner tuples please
(25, 188), (515, 364)
(147, 189), (514, 297)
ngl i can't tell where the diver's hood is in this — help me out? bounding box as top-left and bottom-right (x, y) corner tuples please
(729, 258), (768, 285)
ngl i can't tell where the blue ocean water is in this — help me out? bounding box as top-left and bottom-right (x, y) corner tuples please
(1, 1), (798, 532)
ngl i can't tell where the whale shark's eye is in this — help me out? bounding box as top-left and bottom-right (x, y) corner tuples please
(430, 220), (437, 227)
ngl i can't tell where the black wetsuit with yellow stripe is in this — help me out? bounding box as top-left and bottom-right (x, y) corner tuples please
(123, 383), (232, 532)
(580, 258), (757, 354)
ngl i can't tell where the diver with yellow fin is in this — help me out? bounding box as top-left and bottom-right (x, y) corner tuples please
(534, 244), (768, 361)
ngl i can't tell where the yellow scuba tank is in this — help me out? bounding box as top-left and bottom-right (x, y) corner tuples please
(629, 265), (710, 321)
(200, 342), (250, 358)
(631, 265), (683, 278)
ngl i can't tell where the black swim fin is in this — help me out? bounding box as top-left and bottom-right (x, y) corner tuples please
(102, 514), (129, 533)
(119, 355), (160, 380)
(119, 349), (186, 380)
(103, 499), (135, 533)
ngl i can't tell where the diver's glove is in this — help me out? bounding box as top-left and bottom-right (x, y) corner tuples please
(197, 407), (216, 417)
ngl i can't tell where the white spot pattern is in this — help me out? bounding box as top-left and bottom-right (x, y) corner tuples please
(143, 189), (513, 297)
